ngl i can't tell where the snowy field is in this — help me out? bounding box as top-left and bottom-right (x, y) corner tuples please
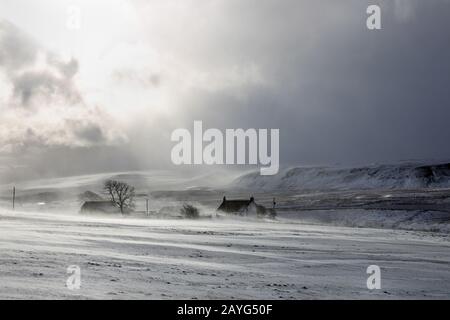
(1, 209), (449, 299)
(1, 166), (449, 299)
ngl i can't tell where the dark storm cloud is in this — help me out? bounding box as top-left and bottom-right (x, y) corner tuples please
(168, 0), (450, 166)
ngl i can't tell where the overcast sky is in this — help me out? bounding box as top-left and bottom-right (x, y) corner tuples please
(1, 0), (450, 182)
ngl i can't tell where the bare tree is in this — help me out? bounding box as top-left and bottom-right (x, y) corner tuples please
(104, 180), (135, 214)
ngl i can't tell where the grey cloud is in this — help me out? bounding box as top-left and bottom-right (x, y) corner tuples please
(12, 70), (81, 106)
(0, 19), (126, 159)
(0, 20), (37, 72)
(0, 20), (82, 107)
(50, 55), (79, 79)
(67, 120), (106, 144)
(112, 68), (162, 87)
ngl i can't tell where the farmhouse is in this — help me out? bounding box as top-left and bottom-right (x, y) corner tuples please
(80, 201), (121, 214)
(217, 196), (268, 216)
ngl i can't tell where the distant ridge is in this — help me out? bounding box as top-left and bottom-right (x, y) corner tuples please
(232, 162), (450, 191)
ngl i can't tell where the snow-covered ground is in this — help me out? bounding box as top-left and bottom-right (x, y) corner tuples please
(1, 165), (449, 299)
(1, 209), (449, 299)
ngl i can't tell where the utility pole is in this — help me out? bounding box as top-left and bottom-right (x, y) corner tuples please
(12, 186), (15, 210)
(146, 198), (149, 216)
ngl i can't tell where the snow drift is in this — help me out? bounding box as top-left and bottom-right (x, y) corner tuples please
(278, 209), (450, 233)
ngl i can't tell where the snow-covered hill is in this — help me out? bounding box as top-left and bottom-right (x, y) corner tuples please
(232, 162), (450, 191)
